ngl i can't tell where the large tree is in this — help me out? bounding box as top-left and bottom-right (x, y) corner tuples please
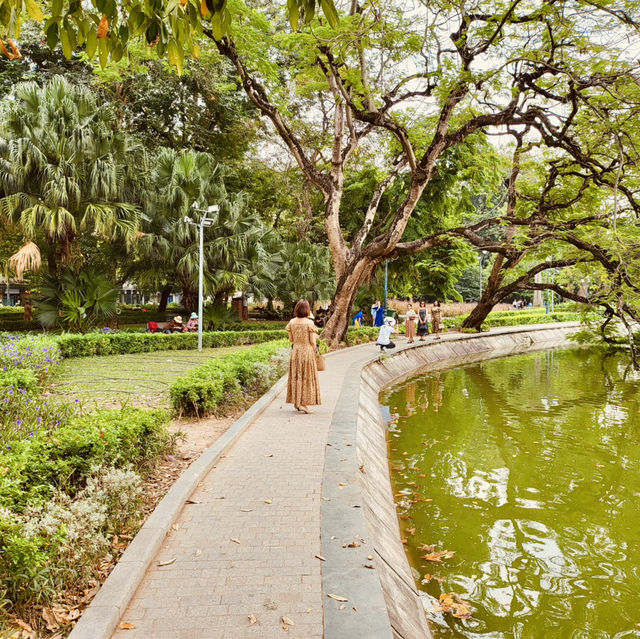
(0, 76), (143, 276)
(7, 0), (640, 344)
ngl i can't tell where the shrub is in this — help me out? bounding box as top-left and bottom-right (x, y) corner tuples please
(170, 340), (290, 417)
(343, 327), (380, 346)
(0, 335), (61, 386)
(0, 407), (171, 511)
(54, 329), (287, 358)
(0, 369), (38, 394)
(1, 465), (143, 607)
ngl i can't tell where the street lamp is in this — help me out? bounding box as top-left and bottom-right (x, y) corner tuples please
(185, 202), (219, 352)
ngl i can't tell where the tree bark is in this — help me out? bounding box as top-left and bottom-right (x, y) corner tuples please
(320, 255), (376, 345)
(158, 286), (171, 312)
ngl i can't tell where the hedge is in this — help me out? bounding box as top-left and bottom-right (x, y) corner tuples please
(444, 310), (586, 329)
(54, 329), (287, 358)
(170, 340), (290, 417)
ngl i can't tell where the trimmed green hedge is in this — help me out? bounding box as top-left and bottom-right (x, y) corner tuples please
(55, 329), (287, 358)
(445, 310), (586, 329)
(170, 340), (290, 417)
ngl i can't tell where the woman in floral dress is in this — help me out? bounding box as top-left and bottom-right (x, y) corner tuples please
(286, 300), (321, 414)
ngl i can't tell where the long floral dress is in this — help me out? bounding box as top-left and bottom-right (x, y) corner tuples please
(286, 319), (321, 407)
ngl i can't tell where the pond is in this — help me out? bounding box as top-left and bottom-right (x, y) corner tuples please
(380, 348), (640, 639)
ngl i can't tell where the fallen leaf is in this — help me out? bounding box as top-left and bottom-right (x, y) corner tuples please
(338, 482), (346, 486)
(42, 608), (59, 631)
(314, 554), (326, 561)
(327, 593), (348, 602)
(264, 454), (273, 457)
(281, 616), (295, 626)
(306, 608), (312, 613)
(119, 622), (136, 630)
(339, 604), (346, 610)
(186, 499), (201, 504)
(406, 527), (416, 535)
(193, 549), (202, 557)
(264, 499), (272, 504)
(12, 619), (33, 632)
(240, 508), (253, 512)
(230, 538), (241, 544)
(248, 614), (257, 626)
(157, 557), (176, 567)
(359, 465), (366, 473)
(363, 564), (375, 569)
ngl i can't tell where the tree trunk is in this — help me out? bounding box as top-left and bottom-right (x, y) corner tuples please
(321, 255), (376, 345)
(158, 287), (171, 312)
(461, 299), (497, 330)
(181, 286), (197, 313)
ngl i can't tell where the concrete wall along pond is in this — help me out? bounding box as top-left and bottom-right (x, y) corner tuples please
(323, 325), (579, 639)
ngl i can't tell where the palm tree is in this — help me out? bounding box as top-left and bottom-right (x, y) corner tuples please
(0, 76), (142, 276)
(136, 149), (281, 311)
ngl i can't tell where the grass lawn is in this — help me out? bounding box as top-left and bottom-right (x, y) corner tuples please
(48, 346), (249, 409)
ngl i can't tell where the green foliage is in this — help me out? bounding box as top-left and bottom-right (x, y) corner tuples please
(54, 329), (287, 358)
(0, 407), (171, 609)
(170, 339), (290, 417)
(35, 267), (120, 333)
(0, 334), (61, 384)
(342, 327), (379, 346)
(0, 368), (38, 394)
(445, 310), (588, 329)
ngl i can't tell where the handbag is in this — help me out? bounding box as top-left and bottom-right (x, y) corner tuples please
(316, 351), (326, 371)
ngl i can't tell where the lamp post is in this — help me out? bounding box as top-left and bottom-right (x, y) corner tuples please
(545, 256), (552, 315)
(185, 202), (219, 352)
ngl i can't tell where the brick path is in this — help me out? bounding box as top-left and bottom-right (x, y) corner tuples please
(112, 343), (374, 639)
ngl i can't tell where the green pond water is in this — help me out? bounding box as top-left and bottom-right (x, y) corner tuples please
(380, 348), (640, 639)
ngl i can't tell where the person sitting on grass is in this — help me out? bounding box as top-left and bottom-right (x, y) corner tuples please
(376, 317), (397, 352)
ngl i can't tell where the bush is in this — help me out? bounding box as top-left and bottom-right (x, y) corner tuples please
(0, 407), (171, 512)
(54, 329), (287, 358)
(0, 369), (38, 394)
(343, 327), (380, 346)
(170, 340), (290, 417)
(444, 309), (588, 329)
(0, 335), (61, 384)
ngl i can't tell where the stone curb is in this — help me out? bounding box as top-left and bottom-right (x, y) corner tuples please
(68, 370), (291, 639)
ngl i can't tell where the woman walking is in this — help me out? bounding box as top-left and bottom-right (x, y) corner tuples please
(431, 300), (442, 340)
(417, 301), (429, 341)
(286, 300), (321, 414)
(405, 302), (417, 343)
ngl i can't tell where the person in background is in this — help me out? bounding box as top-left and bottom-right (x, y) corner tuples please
(376, 316), (397, 352)
(375, 303), (385, 327)
(285, 299), (321, 414)
(165, 315), (184, 333)
(185, 312), (198, 332)
(431, 300), (442, 340)
(405, 302), (417, 343)
(352, 309), (364, 327)
(370, 299), (381, 326)
(417, 301), (429, 341)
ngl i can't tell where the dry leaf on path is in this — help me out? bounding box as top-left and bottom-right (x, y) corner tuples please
(327, 593), (348, 602)
(119, 622), (136, 630)
(281, 616), (295, 626)
(264, 499), (272, 504)
(314, 554), (326, 561)
(248, 614), (257, 626)
(157, 557), (176, 567)
(230, 538), (241, 544)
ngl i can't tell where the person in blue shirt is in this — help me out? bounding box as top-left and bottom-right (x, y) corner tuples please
(375, 304), (385, 327)
(352, 310), (364, 327)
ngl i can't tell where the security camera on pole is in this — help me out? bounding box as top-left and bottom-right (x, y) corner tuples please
(184, 202), (219, 352)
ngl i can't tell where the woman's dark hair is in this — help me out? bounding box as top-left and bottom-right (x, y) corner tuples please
(433, 300), (441, 307)
(293, 300), (311, 318)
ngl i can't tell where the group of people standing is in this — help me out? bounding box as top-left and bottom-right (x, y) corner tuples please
(404, 300), (442, 343)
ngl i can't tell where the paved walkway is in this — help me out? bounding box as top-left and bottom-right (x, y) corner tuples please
(112, 341), (377, 639)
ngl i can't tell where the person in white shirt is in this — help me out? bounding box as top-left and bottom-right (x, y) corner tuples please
(376, 317), (397, 352)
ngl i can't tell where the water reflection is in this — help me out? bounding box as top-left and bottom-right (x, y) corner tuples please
(381, 348), (640, 639)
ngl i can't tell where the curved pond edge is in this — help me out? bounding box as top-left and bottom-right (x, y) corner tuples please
(321, 324), (580, 639)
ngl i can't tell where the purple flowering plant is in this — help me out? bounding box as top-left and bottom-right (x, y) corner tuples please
(0, 334), (61, 384)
